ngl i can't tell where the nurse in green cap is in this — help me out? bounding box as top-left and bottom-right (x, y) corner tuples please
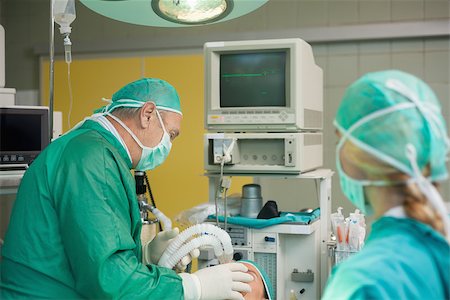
(323, 70), (450, 300)
(1, 78), (253, 299)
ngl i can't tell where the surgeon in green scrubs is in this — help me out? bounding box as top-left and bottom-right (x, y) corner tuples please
(0, 78), (253, 299)
(323, 70), (450, 300)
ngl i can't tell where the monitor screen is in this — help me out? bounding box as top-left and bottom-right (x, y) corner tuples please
(0, 113), (43, 151)
(220, 51), (286, 107)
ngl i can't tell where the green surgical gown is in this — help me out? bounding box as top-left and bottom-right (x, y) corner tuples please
(0, 120), (183, 299)
(323, 216), (450, 300)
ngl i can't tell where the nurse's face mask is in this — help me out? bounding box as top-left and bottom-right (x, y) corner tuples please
(108, 109), (172, 171)
(335, 139), (384, 216)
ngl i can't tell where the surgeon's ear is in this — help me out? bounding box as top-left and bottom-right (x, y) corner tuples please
(140, 102), (156, 129)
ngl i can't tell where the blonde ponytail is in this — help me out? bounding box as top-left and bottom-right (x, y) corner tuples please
(403, 183), (446, 236)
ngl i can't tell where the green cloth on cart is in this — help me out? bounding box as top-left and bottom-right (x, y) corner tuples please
(208, 208), (320, 229)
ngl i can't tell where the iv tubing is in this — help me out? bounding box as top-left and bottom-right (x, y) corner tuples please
(158, 223), (233, 266)
(224, 188), (228, 230)
(67, 61), (73, 129)
(214, 168), (222, 226)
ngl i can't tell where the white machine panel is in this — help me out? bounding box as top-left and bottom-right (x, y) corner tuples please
(204, 132), (322, 174)
(199, 223), (322, 300)
(0, 88), (16, 106)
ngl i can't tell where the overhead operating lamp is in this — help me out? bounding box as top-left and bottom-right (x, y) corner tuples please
(79, 0), (269, 27)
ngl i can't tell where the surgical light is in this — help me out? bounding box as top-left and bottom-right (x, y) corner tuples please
(79, 0), (268, 27)
(152, 0), (232, 25)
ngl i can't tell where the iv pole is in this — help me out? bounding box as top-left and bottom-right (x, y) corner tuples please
(48, 0), (55, 143)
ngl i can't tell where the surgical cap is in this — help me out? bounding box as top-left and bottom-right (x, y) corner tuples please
(240, 260), (274, 300)
(96, 78), (182, 115)
(335, 70), (450, 181)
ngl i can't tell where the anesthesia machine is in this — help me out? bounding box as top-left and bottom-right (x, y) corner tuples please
(197, 38), (332, 300)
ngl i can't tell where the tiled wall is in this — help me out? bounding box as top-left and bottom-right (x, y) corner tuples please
(3, 0), (449, 90)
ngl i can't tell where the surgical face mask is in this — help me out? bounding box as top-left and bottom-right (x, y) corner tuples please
(107, 110), (172, 171)
(336, 141), (375, 215)
(335, 116), (414, 216)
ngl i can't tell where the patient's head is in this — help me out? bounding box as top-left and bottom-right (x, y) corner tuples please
(240, 260), (273, 300)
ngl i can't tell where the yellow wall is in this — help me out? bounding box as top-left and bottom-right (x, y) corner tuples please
(41, 57), (143, 130)
(41, 54), (249, 224)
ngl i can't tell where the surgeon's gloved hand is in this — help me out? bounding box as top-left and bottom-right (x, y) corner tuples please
(143, 228), (200, 272)
(179, 263), (253, 300)
(144, 228), (179, 265)
(176, 248), (200, 272)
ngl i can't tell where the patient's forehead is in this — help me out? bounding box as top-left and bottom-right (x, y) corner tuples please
(242, 262), (261, 279)
(244, 262), (257, 273)
(241, 262), (268, 300)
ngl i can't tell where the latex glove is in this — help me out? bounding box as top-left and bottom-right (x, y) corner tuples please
(144, 228), (179, 265)
(179, 263), (253, 300)
(143, 228), (200, 272)
(175, 248), (200, 272)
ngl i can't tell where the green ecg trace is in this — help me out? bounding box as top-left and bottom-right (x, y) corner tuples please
(222, 70), (279, 78)
(222, 73), (264, 78)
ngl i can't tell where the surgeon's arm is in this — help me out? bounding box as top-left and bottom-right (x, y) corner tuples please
(53, 142), (183, 299)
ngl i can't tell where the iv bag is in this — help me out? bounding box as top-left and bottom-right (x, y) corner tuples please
(53, 0), (76, 34)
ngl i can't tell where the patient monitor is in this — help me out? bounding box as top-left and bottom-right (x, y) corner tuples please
(204, 38), (323, 132)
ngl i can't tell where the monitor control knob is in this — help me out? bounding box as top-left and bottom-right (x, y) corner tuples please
(233, 252), (243, 261)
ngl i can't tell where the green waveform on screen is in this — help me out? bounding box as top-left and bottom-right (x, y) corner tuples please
(222, 70), (280, 78)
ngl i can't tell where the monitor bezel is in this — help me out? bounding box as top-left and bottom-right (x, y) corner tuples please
(204, 39), (306, 132)
(204, 38), (323, 132)
(0, 106), (49, 165)
(206, 41), (298, 114)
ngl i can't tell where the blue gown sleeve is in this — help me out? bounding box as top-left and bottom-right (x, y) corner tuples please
(52, 136), (183, 299)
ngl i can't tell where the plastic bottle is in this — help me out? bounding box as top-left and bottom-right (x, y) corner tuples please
(53, 0), (76, 64)
(53, 0), (76, 35)
(330, 207), (346, 250)
(289, 289), (298, 300)
(330, 207), (344, 232)
(348, 209), (366, 251)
